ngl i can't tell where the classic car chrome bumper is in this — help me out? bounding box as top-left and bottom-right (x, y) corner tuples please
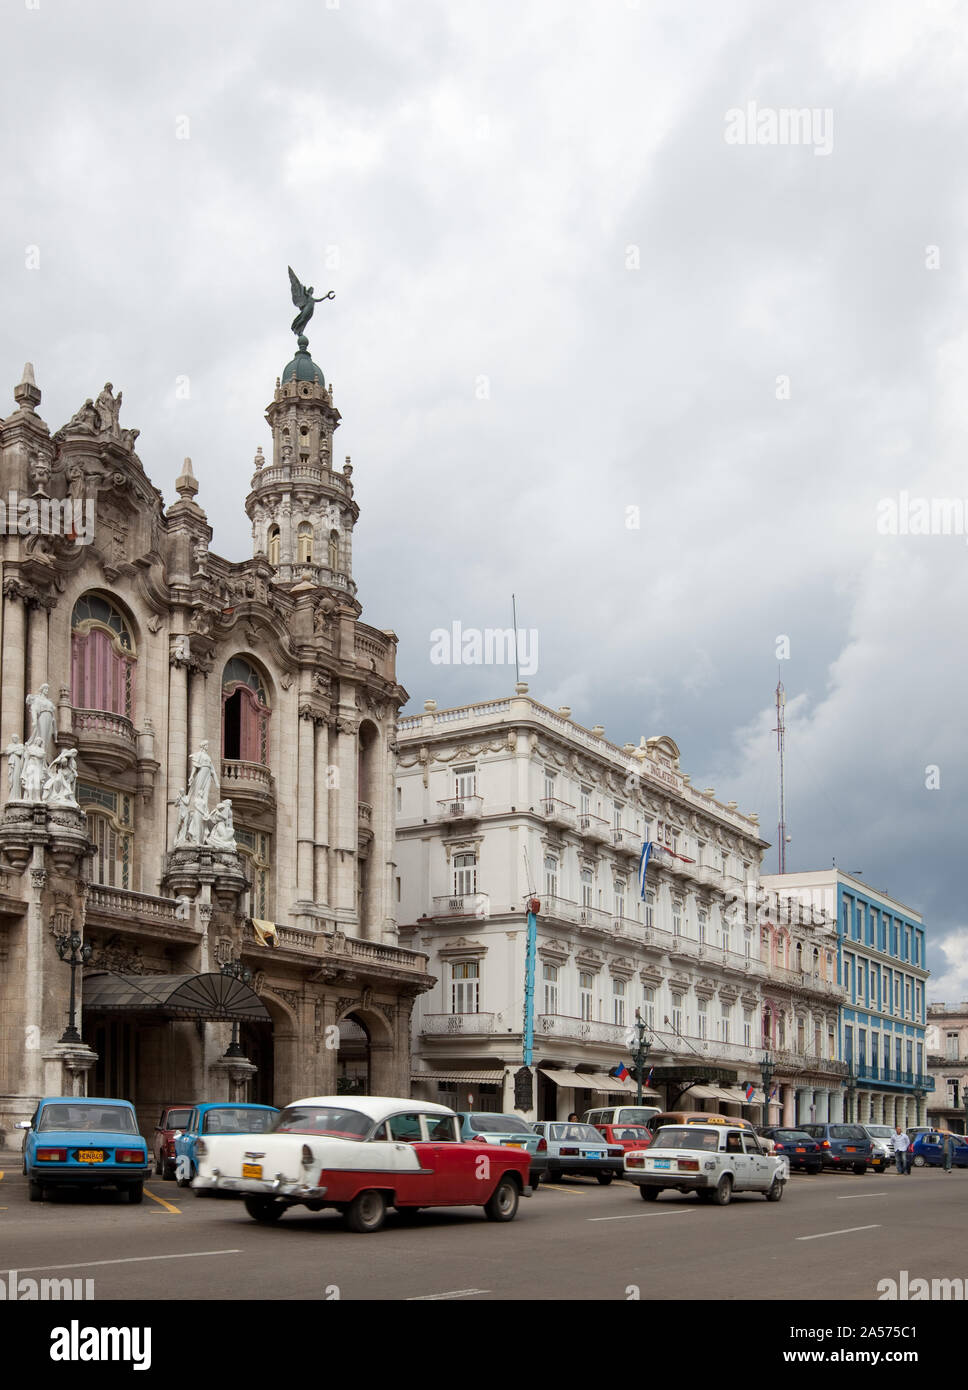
(194, 1171), (329, 1199)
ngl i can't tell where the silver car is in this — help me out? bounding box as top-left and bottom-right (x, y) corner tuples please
(530, 1120), (625, 1184)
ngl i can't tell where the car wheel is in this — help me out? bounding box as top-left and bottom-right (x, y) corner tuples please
(154, 1156), (163, 1176)
(244, 1195), (286, 1223)
(912, 1155), (926, 1168)
(853, 1164), (866, 1176)
(596, 1172), (613, 1186)
(713, 1173), (733, 1206)
(28, 1180), (45, 1202)
(639, 1186), (659, 1201)
(162, 1162), (175, 1182)
(126, 1182), (144, 1205)
(766, 1177), (784, 1202)
(484, 1175), (520, 1223)
(345, 1189), (388, 1234)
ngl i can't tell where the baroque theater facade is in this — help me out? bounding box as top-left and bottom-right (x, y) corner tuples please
(0, 336), (432, 1138)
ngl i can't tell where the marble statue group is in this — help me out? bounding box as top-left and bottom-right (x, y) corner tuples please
(5, 685), (79, 808)
(173, 741), (238, 852)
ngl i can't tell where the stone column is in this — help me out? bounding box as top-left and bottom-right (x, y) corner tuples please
(0, 585), (26, 776)
(313, 720), (329, 906)
(296, 711), (314, 900)
(26, 599), (50, 705)
(188, 665), (209, 757)
(167, 658), (189, 849)
(22, 852), (48, 1099)
(334, 714), (357, 916)
(782, 1083), (796, 1126)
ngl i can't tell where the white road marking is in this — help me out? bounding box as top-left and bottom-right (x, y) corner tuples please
(796, 1224), (881, 1241)
(3, 1249), (243, 1274)
(836, 1192), (889, 1199)
(587, 1209), (695, 1222)
(408, 1288), (490, 1300)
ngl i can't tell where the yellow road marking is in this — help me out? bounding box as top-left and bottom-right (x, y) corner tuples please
(144, 1186), (181, 1214)
(541, 1184), (589, 1196)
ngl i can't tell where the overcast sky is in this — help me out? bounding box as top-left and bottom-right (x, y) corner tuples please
(3, 0), (967, 996)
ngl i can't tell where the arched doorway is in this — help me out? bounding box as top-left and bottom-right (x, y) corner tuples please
(240, 1020), (274, 1105)
(337, 1014), (370, 1094)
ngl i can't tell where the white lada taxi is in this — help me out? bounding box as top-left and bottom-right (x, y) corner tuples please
(624, 1123), (787, 1205)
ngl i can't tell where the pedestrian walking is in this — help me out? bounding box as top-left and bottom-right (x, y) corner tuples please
(943, 1131), (955, 1173)
(890, 1125), (911, 1175)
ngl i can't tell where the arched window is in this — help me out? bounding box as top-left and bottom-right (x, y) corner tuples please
(71, 594), (136, 718)
(328, 530), (339, 571)
(222, 657), (270, 765)
(267, 526), (280, 567)
(297, 522), (313, 565)
(78, 783), (134, 889)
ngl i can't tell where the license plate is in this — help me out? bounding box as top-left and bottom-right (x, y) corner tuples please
(795, 1147), (805, 1153)
(846, 1147), (856, 1152)
(77, 1150), (104, 1163)
(505, 1142), (524, 1148)
(652, 1159), (671, 1170)
(588, 1152), (604, 1159)
(242, 1163), (263, 1179)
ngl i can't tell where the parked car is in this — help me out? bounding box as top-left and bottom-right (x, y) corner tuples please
(911, 1130), (968, 1168)
(583, 1106), (662, 1130)
(861, 1124), (896, 1172)
(757, 1126), (823, 1174)
(152, 1104), (194, 1180)
(530, 1120), (626, 1183)
(192, 1096), (533, 1231)
(18, 1097), (151, 1204)
(797, 1122), (874, 1174)
(454, 1112), (548, 1183)
(173, 1102), (278, 1188)
(646, 1111), (757, 1135)
(594, 1124), (654, 1159)
(625, 1123), (787, 1205)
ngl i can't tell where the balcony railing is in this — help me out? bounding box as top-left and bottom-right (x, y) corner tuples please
(541, 797), (576, 829)
(358, 801), (373, 827)
(855, 1062), (934, 1089)
(422, 1012), (498, 1035)
(72, 708), (137, 745)
(221, 759), (275, 799)
(611, 827), (642, 856)
(431, 893), (490, 920)
(536, 1013), (629, 1046)
(86, 885), (185, 926)
(578, 812), (609, 841)
(241, 922), (429, 973)
(436, 795), (484, 822)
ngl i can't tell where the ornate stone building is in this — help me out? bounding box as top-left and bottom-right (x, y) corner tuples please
(0, 333), (432, 1139)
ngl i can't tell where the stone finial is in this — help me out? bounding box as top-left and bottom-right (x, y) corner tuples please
(343, 456), (353, 478)
(14, 361), (41, 411)
(592, 725), (605, 738)
(749, 812), (760, 825)
(682, 774), (691, 785)
(424, 698), (437, 712)
(703, 787), (715, 797)
(175, 456), (199, 500)
(514, 681), (529, 695)
(557, 706), (571, 720)
(726, 800), (738, 811)
(254, 445), (265, 471)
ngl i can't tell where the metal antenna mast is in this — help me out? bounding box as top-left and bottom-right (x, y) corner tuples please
(511, 593), (520, 687)
(773, 676), (787, 874)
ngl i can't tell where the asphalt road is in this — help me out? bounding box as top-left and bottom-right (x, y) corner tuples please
(2, 1162), (967, 1301)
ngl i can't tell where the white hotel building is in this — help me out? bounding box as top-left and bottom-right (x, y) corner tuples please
(396, 686), (847, 1121)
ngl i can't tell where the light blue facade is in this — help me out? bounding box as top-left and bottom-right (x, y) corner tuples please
(836, 875), (931, 1125)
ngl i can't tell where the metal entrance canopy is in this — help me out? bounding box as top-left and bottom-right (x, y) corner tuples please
(82, 971), (271, 1023)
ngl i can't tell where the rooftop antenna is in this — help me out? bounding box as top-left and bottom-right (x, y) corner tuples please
(511, 593), (521, 686)
(773, 674), (787, 874)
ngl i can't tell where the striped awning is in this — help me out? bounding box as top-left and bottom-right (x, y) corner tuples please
(82, 971), (270, 1022)
(411, 1070), (506, 1085)
(538, 1069), (599, 1089)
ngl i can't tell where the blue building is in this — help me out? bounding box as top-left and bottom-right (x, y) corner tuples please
(763, 870), (931, 1127)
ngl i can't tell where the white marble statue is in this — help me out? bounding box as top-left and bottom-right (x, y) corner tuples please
(187, 741), (219, 814)
(25, 685), (57, 762)
(204, 798), (238, 851)
(172, 787), (191, 845)
(20, 739), (47, 801)
(42, 748), (79, 808)
(5, 737), (25, 799)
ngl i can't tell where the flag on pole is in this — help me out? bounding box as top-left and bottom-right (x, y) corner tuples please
(638, 842), (653, 898)
(611, 1063), (630, 1082)
(744, 1082), (755, 1103)
(769, 1086), (778, 1102)
(645, 1066), (654, 1087)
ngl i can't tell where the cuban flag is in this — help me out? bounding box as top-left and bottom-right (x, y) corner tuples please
(745, 1082), (756, 1103)
(638, 842), (653, 898)
(645, 1066), (654, 1087)
(769, 1086), (779, 1102)
(612, 1063), (630, 1081)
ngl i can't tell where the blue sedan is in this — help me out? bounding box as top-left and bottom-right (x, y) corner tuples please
(911, 1131), (968, 1168)
(19, 1097), (151, 1203)
(173, 1102), (278, 1188)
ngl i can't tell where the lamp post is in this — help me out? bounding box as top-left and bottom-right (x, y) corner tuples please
(220, 957), (251, 1059)
(761, 1049), (775, 1126)
(630, 1009), (652, 1107)
(962, 1086), (968, 1140)
(56, 931), (93, 1044)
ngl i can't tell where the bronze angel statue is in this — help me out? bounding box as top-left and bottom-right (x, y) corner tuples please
(288, 266), (335, 340)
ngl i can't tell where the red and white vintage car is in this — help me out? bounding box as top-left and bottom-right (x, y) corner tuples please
(193, 1095), (534, 1232)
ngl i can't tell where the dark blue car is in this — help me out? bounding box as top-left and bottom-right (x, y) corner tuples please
(173, 1102), (278, 1188)
(911, 1131), (968, 1168)
(19, 1096), (151, 1203)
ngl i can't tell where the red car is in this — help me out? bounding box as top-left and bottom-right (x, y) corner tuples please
(152, 1105), (194, 1180)
(595, 1124), (653, 1157)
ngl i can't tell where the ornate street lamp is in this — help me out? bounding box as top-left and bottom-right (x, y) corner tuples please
(761, 1049), (776, 1125)
(630, 1009), (652, 1107)
(56, 931), (93, 1044)
(220, 957), (251, 1059)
